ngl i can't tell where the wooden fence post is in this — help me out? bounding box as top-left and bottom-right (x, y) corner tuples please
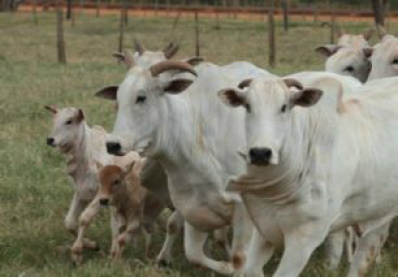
(195, 10), (200, 57)
(32, 0), (38, 25)
(282, 0), (289, 31)
(268, 1), (276, 67)
(118, 7), (125, 53)
(56, 2), (66, 64)
(330, 2), (335, 44)
(96, 0), (100, 17)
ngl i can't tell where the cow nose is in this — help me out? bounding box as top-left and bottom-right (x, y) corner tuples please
(99, 198), (109, 206)
(106, 142), (122, 156)
(46, 137), (55, 146)
(249, 147), (272, 164)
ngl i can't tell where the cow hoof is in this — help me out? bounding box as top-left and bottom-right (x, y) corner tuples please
(156, 259), (171, 269)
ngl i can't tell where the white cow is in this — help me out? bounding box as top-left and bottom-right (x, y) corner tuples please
(100, 59), (271, 275)
(368, 34), (398, 80)
(218, 75), (398, 277)
(316, 30), (374, 82)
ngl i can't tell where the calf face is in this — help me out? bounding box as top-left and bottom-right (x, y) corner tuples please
(368, 35), (398, 80)
(98, 165), (128, 206)
(45, 106), (85, 151)
(218, 77), (322, 166)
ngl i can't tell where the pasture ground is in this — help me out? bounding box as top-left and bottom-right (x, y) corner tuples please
(0, 11), (397, 277)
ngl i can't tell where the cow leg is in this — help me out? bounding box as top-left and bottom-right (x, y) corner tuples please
(213, 226), (231, 258)
(70, 197), (101, 264)
(115, 219), (141, 259)
(143, 227), (153, 259)
(184, 222), (234, 275)
(325, 230), (346, 269)
(244, 230), (275, 277)
(231, 203), (254, 277)
(347, 221), (391, 277)
(156, 210), (184, 266)
(345, 227), (358, 264)
(272, 223), (328, 277)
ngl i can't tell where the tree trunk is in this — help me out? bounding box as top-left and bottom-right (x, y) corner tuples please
(371, 0), (387, 26)
(268, 0), (276, 67)
(56, 3), (67, 64)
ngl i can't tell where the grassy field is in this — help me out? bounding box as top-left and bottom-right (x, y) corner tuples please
(0, 10), (397, 277)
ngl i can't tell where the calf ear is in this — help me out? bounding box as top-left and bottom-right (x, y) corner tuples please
(122, 161), (136, 179)
(76, 108), (85, 122)
(291, 88), (323, 107)
(218, 88), (246, 108)
(95, 85), (118, 100)
(44, 105), (58, 114)
(164, 79), (193, 94)
(363, 28), (375, 41)
(315, 44), (341, 57)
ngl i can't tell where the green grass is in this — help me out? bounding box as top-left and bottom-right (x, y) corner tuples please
(0, 10), (397, 277)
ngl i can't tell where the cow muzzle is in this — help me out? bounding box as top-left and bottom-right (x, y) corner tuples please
(106, 142), (125, 156)
(249, 147), (273, 166)
(99, 198), (109, 206)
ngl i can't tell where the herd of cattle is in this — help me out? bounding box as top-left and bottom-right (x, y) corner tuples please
(44, 26), (398, 277)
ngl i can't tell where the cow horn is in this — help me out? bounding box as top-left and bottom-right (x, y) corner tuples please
(238, 79), (253, 89)
(283, 78), (303, 90)
(134, 40), (146, 56)
(150, 61), (197, 77)
(163, 42), (179, 59)
(376, 24), (388, 39)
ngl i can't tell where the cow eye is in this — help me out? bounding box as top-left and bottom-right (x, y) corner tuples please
(136, 95), (146, 104)
(281, 104), (287, 113)
(392, 58), (398, 65)
(113, 180), (120, 186)
(65, 120), (73, 125)
(344, 66), (355, 73)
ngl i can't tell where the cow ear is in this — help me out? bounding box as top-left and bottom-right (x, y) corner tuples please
(363, 47), (373, 59)
(291, 88), (323, 107)
(315, 44), (341, 57)
(95, 85), (118, 100)
(218, 88), (246, 108)
(164, 79), (193, 94)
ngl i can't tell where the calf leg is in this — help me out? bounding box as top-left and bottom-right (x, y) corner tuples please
(244, 230), (275, 277)
(347, 221), (391, 277)
(65, 193), (84, 234)
(325, 230), (346, 269)
(156, 210), (184, 266)
(109, 210), (125, 259)
(272, 223), (329, 277)
(184, 222), (234, 275)
(115, 219), (141, 259)
(70, 198), (101, 264)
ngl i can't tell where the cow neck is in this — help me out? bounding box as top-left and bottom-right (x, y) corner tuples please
(63, 123), (95, 183)
(236, 111), (315, 204)
(155, 93), (213, 171)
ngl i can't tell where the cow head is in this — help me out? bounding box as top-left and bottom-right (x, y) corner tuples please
(97, 60), (197, 156)
(316, 45), (372, 83)
(45, 106), (85, 151)
(218, 77), (322, 166)
(368, 35), (398, 80)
